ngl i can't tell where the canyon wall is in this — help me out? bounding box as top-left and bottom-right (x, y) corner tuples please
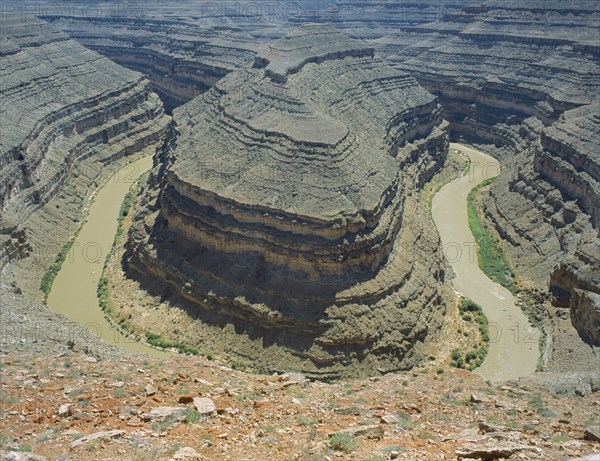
(45, 16), (258, 113)
(384, 0), (599, 359)
(0, 17), (169, 350)
(125, 24), (450, 379)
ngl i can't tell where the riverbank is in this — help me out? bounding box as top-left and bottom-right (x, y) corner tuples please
(431, 143), (540, 382)
(46, 155), (167, 357)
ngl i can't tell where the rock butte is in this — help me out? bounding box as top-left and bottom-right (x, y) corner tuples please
(126, 24), (450, 378)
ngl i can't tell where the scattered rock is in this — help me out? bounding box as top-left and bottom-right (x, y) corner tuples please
(381, 414), (398, 425)
(127, 416), (143, 427)
(478, 422), (513, 434)
(70, 430), (126, 449)
(193, 397), (216, 416)
(470, 394), (491, 404)
(57, 403), (73, 417)
(169, 446), (203, 460)
(145, 383), (157, 397)
(335, 424), (384, 438)
(107, 381), (125, 388)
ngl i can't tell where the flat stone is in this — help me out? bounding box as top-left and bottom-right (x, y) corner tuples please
(145, 383), (157, 397)
(58, 403), (73, 417)
(70, 430), (126, 449)
(381, 414), (398, 424)
(171, 446), (203, 460)
(193, 398), (216, 416)
(142, 406), (187, 422)
(334, 424), (384, 438)
(584, 426), (600, 442)
(455, 443), (531, 459)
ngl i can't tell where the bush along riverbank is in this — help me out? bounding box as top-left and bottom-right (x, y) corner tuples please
(451, 299), (489, 371)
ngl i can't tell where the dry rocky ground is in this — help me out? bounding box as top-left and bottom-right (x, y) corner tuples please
(1, 351), (599, 461)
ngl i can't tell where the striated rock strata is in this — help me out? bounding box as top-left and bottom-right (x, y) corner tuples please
(0, 17), (169, 295)
(45, 16), (258, 113)
(380, 0), (600, 362)
(126, 24), (449, 378)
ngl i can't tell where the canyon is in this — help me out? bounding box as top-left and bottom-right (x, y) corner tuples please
(38, 1), (599, 370)
(121, 24), (450, 379)
(0, 4), (598, 459)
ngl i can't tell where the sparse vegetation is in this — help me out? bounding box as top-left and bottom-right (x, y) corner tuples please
(151, 416), (176, 433)
(528, 394), (556, 418)
(184, 409), (202, 424)
(112, 388), (130, 399)
(396, 412), (417, 430)
(329, 432), (358, 452)
(40, 236), (77, 301)
(467, 178), (516, 292)
(451, 299), (489, 371)
(297, 415), (319, 426)
(145, 331), (200, 356)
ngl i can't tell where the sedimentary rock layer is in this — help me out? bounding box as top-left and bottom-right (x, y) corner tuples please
(376, 0), (600, 355)
(0, 17), (169, 282)
(127, 24), (449, 378)
(45, 16), (258, 112)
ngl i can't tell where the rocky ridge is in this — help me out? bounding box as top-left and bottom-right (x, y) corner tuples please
(122, 24), (450, 379)
(45, 16), (258, 113)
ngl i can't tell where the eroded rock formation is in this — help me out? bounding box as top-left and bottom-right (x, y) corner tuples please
(45, 16), (258, 112)
(380, 0), (600, 360)
(0, 17), (169, 292)
(126, 24), (449, 378)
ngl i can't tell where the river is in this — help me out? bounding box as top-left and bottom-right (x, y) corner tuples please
(47, 155), (167, 357)
(47, 145), (540, 374)
(431, 143), (539, 382)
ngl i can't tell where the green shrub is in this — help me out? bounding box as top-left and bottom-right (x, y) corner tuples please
(467, 180), (516, 292)
(528, 394), (556, 418)
(184, 409), (202, 424)
(329, 432), (358, 452)
(396, 412), (417, 430)
(40, 237), (76, 301)
(145, 331), (200, 356)
(297, 415), (318, 426)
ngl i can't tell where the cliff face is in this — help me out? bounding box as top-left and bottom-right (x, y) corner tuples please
(45, 16), (258, 113)
(126, 24), (449, 378)
(377, 0), (600, 355)
(0, 18), (169, 289)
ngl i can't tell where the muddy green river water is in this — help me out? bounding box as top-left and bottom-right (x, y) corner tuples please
(432, 143), (539, 382)
(47, 156), (166, 357)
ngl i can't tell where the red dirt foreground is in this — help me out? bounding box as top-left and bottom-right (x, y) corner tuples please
(1, 352), (598, 461)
